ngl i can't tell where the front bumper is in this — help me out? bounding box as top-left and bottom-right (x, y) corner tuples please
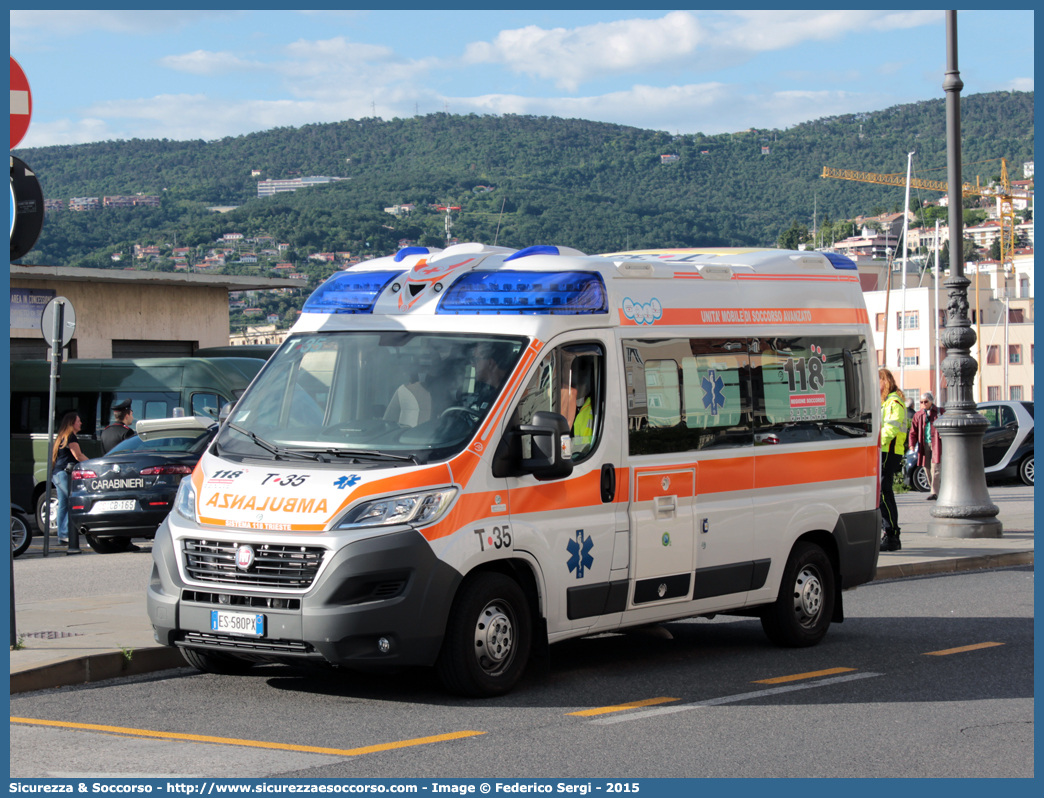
(147, 517), (462, 670)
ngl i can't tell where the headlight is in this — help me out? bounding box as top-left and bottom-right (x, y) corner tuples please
(336, 487), (458, 529)
(174, 476), (197, 522)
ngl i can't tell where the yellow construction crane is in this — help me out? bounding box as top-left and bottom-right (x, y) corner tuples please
(821, 158), (1017, 273)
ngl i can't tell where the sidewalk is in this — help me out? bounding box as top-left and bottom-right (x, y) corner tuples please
(10, 486), (1034, 694)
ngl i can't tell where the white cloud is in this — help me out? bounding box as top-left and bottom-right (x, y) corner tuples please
(275, 38), (439, 101)
(159, 51), (265, 76)
(18, 77), (898, 147)
(447, 83), (890, 136)
(463, 10), (942, 90)
(1007, 78), (1034, 91)
(10, 10), (235, 36)
(463, 12), (708, 91)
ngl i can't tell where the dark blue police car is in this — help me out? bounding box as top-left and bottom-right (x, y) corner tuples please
(70, 416), (217, 553)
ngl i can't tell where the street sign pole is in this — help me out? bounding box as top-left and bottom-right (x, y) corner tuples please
(42, 303), (62, 557)
(40, 297), (79, 555)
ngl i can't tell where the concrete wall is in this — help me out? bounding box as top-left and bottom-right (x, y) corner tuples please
(10, 278), (230, 359)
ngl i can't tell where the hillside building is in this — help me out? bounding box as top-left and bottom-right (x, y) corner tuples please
(257, 176), (346, 198)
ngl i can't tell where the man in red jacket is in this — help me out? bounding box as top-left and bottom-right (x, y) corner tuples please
(910, 391), (944, 500)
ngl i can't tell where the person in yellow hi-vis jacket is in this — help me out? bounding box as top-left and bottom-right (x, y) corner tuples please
(879, 368), (909, 551)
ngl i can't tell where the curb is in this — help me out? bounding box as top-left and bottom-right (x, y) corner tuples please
(9, 551), (1034, 694)
(10, 646), (186, 695)
(874, 550), (1033, 580)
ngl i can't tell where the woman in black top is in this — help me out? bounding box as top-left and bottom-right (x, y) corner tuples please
(51, 412), (88, 544)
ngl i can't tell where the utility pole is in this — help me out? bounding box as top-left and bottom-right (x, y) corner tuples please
(934, 221), (941, 400)
(928, 10), (1001, 538)
(899, 151), (914, 388)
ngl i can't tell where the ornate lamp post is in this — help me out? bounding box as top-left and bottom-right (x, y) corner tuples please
(928, 10), (1002, 538)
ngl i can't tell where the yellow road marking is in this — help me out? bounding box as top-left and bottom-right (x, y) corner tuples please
(10, 717), (482, 757)
(924, 642), (1004, 656)
(753, 667), (857, 684)
(567, 697), (679, 717)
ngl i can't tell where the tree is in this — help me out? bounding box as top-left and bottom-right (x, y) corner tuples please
(939, 237), (981, 270)
(778, 220), (809, 250)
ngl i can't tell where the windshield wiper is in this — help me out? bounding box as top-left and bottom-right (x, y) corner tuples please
(293, 447), (419, 465)
(226, 423), (321, 461)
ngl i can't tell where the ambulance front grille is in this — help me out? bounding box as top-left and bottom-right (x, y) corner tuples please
(183, 539), (325, 589)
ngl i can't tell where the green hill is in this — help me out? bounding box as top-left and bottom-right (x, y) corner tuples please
(15, 90), (1033, 271)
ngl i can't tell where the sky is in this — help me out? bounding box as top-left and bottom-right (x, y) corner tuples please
(9, 9), (1035, 149)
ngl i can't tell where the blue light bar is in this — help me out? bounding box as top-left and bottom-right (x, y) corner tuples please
(503, 245), (561, 262)
(302, 270), (403, 314)
(823, 252), (857, 270)
(394, 246), (431, 262)
(437, 271), (607, 315)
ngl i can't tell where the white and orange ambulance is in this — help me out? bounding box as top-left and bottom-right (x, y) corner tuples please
(148, 243), (881, 696)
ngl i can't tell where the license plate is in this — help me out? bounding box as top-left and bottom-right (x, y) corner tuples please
(91, 500), (137, 513)
(211, 610), (264, 637)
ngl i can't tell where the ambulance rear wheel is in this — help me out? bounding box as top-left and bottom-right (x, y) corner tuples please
(181, 647), (254, 675)
(761, 542), (835, 647)
(436, 572), (531, 697)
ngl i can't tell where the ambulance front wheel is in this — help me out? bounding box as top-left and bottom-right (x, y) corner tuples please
(436, 571), (532, 697)
(760, 542), (835, 648)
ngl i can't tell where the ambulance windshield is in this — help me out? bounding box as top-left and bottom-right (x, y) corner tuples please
(215, 332), (526, 464)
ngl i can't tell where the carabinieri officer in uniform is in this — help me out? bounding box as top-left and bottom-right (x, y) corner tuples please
(99, 398), (136, 454)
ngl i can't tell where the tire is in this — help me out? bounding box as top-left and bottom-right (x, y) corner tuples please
(1019, 454), (1034, 486)
(11, 513), (32, 557)
(914, 466), (932, 493)
(761, 542), (836, 648)
(35, 492), (58, 535)
(181, 647), (255, 675)
(84, 534), (133, 554)
(436, 572), (532, 698)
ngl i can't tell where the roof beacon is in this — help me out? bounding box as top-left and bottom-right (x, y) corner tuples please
(437, 270), (607, 315)
(302, 270), (403, 314)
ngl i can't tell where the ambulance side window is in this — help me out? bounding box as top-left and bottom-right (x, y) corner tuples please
(751, 335), (873, 444)
(625, 338), (752, 455)
(514, 344), (604, 462)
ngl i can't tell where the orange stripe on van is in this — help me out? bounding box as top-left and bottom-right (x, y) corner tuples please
(326, 463), (455, 519)
(755, 446), (874, 489)
(697, 456), (754, 494)
(635, 467), (695, 501)
(618, 307), (868, 327)
(421, 489), (509, 542)
(733, 274), (861, 283)
(503, 470), (606, 516)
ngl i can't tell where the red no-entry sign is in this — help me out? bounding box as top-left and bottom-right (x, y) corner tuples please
(11, 56), (33, 149)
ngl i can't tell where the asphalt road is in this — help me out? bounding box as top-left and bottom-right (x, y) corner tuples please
(9, 565), (1033, 779)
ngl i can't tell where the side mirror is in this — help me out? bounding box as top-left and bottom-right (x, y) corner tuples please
(492, 411), (574, 481)
(219, 402), (235, 422)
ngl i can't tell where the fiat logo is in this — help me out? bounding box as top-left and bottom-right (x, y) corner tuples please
(236, 545), (255, 570)
(113, 464), (121, 474)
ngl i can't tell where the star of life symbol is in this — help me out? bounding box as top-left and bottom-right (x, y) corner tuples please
(333, 474), (361, 489)
(702, 369), (726, 416)
(566, 530), (594, 579)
